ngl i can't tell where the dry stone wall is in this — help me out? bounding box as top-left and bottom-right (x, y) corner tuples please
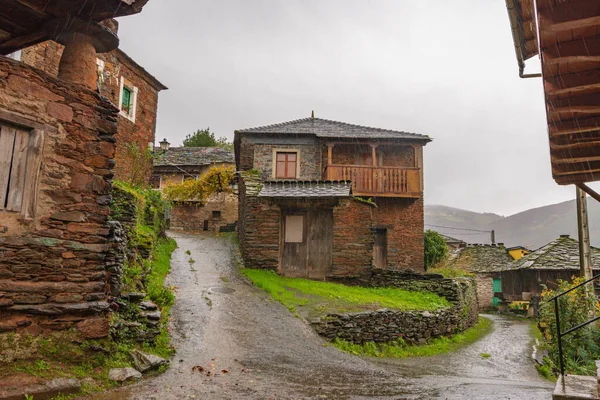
(0, 56), (118, 336)
(312, 269), (478, 344)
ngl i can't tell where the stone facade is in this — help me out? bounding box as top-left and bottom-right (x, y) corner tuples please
(475, 274), (494, 310)
(20, 41), (166, 181)
(0, 55), (118, 334)
(237, 136), (426, 279)
(170, 192), (238, 233)
(313, 269), (479, 344)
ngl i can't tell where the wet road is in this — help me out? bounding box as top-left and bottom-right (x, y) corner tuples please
(89, 232), (553, 400)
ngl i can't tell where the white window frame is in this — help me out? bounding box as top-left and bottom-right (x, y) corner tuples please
(118, 76), (138, 123)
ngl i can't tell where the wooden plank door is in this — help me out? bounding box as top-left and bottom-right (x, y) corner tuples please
(307, 209), (333, 280)
(373, 228), (387, 268)
(281, 212), (308, 278)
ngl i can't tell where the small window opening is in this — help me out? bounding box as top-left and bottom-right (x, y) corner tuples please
(212, 210), (221, 219)
(276, 152), (297, 179)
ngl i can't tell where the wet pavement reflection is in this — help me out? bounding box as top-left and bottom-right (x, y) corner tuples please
(85, 232), (553, 400)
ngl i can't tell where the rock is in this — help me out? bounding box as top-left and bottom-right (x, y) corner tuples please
(75, 318), (109, 339)
(50, 211), (86, 222)
(139, 301), (158, 311)
(123, 292), (146, 302)
(142, 310), (161, 321)
(122, 320), (142, 328)
(130, 350), (168, 373)
(108, 367), (142, 382)
(0, 376), (80, 400)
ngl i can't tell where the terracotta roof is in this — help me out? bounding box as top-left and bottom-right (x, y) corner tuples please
(509, 236), (600, 271)
(258, 181), (352, 198)
(235, 117), (431, 141)
(445, 245), (513, 273)
(154, 147), (234, 167)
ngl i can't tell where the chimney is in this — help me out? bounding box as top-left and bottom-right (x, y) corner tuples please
(159, 138), (170, 151)
(560, 234), (570, 238)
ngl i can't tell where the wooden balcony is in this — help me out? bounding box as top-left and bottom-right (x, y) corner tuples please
(325, 165), (421, 198)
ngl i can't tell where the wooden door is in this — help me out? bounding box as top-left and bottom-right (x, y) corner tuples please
(307, 209), (333, 280)
(373, 228), (387, 268)
(281, 212), (308, 277)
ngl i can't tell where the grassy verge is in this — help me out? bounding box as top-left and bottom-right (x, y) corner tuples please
(428, 266), (474, 278)
(242, 269), (450, 318)
(332, 316), (492, 358)
(0, 238), (178, 398)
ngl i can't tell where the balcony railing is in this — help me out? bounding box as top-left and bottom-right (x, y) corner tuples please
(325, 165), (421, 197)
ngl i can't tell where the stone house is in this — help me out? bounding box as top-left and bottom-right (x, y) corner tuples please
(0, 1), (150, 335)
(501, 235), (600, 302)
(440, 233), (467, 251)
(152, 140), (237, 232)
(235, 116), (431, 282)
(16, 25), (167, 181)
(443, 244), (513, 310)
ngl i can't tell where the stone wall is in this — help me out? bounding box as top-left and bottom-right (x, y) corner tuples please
(170, 192), (238, 232)
(372, 197), (425, 273)
(312, 269), (478, 344)
(237, 173), (280, 270)
(21, 42), (164, 182)
(330, 198), (374, 282)
(475, 274), (494, 310)
(0, 56), (118, 335)
(253, 143), (321, 180)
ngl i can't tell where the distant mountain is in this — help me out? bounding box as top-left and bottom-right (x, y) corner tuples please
(425, 199), (600, 249)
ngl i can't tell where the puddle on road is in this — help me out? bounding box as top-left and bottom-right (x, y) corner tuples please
(209, 287), (236, 294)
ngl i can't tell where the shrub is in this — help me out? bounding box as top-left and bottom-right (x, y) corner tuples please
(424, 230), (449, 269)
(538, 277), (600, 376)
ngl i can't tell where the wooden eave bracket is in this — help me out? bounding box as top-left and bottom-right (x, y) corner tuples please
(576, 183), (600, 204)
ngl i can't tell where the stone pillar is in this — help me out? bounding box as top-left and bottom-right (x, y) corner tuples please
(51, 18), (119, 89)
(58, 33), (98, 90)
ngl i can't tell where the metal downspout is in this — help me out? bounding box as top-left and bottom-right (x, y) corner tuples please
(506, 0), (542, 79)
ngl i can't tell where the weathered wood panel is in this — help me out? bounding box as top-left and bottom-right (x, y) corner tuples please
(373, 228), (387, 268)
(0, 123), (17, 209)
(20, 129), (44, 219)
(281, 212), (308, 278)
(307, 209), (333, 280)
(6, 127), (30, 211)
(326, 165), (421, 197)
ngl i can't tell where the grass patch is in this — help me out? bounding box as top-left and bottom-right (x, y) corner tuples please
(242, 269), (450, 317)
(480, 352), (491, 358)
(428, 266), (474, 278)
(147, 238), (177, 309)
(332, 316), (492, 358)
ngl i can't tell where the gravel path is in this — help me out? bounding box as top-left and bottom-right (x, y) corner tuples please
(88, 231), (553, 400)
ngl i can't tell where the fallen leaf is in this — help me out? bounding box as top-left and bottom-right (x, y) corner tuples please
(192, 365), (205, 372)
(221, 369), (229, 374)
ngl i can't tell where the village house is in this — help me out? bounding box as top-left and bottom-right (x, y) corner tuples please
(501, 235), (600, 303)
(443, 244), (513, 310)
(235, 115), (431, 282)
(440, 233), (467, 251)
(16, 26), (167, 181)
(0, 0), (150, 336)
(152, 139), (237, 232)
(506, 245), (531, 260)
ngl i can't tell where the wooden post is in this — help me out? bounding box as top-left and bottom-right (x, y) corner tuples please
(327, 144), (333, 166)
(414, 145), (424, 192)
(370, 144), (377, 192)
(576, 186), (593, 280)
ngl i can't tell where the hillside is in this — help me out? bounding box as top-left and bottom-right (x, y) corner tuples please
(425, 199), (600, 249)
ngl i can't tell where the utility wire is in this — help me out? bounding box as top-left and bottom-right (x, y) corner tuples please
(425, 224), (492, 233)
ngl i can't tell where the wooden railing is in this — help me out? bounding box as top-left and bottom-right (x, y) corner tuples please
(325, 165), (421, 197)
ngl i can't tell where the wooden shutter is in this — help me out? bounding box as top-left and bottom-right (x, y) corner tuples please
(0, 122), (44, 217)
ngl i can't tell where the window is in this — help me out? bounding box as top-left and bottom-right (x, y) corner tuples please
(149, 174), (161, 189)
(212, 210), (221, 219)
(118, 76), (138, 123)
(275, 152), (297, 179)
(284, 215), (304, 243)
(0, 121), (43, 217)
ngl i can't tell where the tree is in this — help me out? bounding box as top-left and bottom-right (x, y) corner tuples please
(424, 229), (449, 270)
(183, 128), (233, 151)
(163, 165), (235, 204)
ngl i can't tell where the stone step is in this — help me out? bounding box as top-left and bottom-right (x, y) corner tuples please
(553, 375), (599, 400)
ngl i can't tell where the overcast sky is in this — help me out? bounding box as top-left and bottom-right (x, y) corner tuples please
(116, 0), (600, 217)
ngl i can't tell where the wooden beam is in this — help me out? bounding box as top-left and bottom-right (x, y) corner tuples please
(551, 139), (600, 151)
(551, 155), (600, 164)
(577, 182), (600, 204)
(538, 0), (600, 32)
(544, 37), (600, 65)
(0, 30), (48, 55)
(549, 93), (600, 110)
(549, 115), (600, 136)
(545, 69), (600, 98)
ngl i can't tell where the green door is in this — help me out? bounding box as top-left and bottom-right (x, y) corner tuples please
(492, 278), (502, 307)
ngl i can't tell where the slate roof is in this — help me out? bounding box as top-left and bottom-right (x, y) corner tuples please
(258, 181), (352, 198)
(235, 117), (431, 141)
(154, 147), (234, 167)
(440, 234), (466, 244)
(445, 245), (513, 273)
(509, 236), (600, 271)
